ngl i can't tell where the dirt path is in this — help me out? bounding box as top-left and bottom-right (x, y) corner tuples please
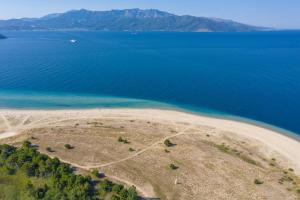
(37, 123), (196, 199)
(0, 114), (12, 129)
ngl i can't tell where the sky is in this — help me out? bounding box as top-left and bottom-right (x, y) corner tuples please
(0, 0), (300, 29)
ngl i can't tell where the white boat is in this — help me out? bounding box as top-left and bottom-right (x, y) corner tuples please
(70, 39), (77, 43)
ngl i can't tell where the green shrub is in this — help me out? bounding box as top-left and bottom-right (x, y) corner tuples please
(100, 179), (113, 192)
(46, 147), (53, 152)
(64, 144), (73, 149)
(118, 137), (130, 144)
(164, 139), (173, 147)
(169, 163), (178, 170)
(91, 169), (99, 177)
(254, 179), (264, 185)
(118, 137), (123, 142)
(127, 186), (138, 200)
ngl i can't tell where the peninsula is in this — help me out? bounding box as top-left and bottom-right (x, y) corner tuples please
(1, 108), (299, 199)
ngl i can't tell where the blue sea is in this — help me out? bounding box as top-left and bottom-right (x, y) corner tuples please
(0, 31), (300, 134)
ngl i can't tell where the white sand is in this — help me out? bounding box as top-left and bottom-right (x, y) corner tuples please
(1, 108), (300, 172)
(0, 131), (17, 139)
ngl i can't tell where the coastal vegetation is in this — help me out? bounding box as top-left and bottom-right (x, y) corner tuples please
(64, 144), (73, 150)
(164, 139), (174, 147)
(169, 163), (178, 170)
(254, 179), (264, 185)
(208, 141), (260, 166)
(0, 141), (138, 200)
(118, 137), (129, 144)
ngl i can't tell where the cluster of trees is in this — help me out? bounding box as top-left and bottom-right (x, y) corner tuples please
(98, 179), (137, 200)
(0, 141), (138, 200)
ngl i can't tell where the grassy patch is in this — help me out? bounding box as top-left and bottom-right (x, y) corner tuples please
(211, 142), (260, 166)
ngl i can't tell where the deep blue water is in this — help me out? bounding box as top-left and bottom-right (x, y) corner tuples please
(0, 31), (300, 134)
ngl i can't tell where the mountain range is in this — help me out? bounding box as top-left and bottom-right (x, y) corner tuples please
(0, 9), (266, 32)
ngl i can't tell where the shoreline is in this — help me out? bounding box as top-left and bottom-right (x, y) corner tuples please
(1, 107), (300, 173)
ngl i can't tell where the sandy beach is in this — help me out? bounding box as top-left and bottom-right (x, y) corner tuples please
(0, 108), (299, 171)
(1, 108), (300, 199)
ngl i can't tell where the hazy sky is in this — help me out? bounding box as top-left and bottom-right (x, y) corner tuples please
(0, 0), (300, 28)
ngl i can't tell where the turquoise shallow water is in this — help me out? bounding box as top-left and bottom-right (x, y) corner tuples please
(0, 31), (300, 134)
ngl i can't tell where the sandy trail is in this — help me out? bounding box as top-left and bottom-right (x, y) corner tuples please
(0, 113), (12, 129)
(0, 131), (18, 139)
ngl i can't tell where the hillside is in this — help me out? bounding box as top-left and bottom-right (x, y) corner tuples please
(0, 9), (265, 32)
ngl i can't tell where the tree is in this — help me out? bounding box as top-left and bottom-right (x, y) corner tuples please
(100, 179), (112, 192)
(127, 186), (138, 200)
(91, 169), (99, 178)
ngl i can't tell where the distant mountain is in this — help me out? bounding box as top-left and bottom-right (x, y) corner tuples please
(0, 9), (266, 32)
(0, 34), (6, 39)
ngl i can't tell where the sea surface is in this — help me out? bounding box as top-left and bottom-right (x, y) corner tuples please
(0, 31), (300, 134)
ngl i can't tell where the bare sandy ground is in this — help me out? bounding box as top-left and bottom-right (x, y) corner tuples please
(1, 108), (299, 172)
(1, 108), (300, 199)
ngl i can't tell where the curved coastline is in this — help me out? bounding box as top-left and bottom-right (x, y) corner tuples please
(1, 107), (300, 173)
(0, 89), (299, 138)
(1, 91), (300, 173)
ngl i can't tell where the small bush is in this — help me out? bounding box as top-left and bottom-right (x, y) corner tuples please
(118, 137), (123, 142)
(129, 148), (135, 152)
(164, 149), (170, 153)
(254, 179), (264, 185)
(169, 163), (178, 170)
(118, 137), (130, 144)
(46, 147), (53, 152)
(297, 189), (300, 193)
(164, 139), (173, 147)
(288, 168), (294, 172)
(64, 144), (73, 149)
